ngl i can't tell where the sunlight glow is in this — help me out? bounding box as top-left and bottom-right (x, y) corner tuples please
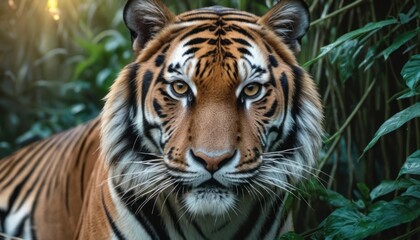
(47, 0), (60, 21)
(8, 0), (16, 9)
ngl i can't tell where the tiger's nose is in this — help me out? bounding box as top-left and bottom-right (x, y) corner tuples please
(191, 150), (236, 173)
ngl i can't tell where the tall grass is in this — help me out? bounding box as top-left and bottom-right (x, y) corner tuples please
(0, 0), (418, 238)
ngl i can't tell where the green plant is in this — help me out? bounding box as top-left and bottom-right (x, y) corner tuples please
(0, 0), (130, 156)
(284, 0), (419, 238)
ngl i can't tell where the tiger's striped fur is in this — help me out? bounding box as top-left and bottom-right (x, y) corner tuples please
(0, 0), (323, 239)
(0, 120), (100, 239)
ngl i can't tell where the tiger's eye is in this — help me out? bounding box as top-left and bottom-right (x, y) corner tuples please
(243, 83), (261, 97)
(171, 81), (189, 95)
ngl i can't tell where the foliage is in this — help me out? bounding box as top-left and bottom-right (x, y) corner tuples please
(294, 0), (419, 238)
(306, 151), (420, 239)
(0, 0), (132, 155)
(0, 0), (419, 239)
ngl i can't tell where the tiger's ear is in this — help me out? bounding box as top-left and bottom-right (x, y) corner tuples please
(259, 0), (310, 53)
(123, 0), (175, 54)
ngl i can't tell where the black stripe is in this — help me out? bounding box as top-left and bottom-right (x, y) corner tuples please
(29, 199), (38, 240)
(18, 130), (74, 210)
(166, 198), (187, 239)
(29, 136), (71, 240)
(263, 100), (278, 118)
(168, 63), (182, 75)
(231, 24), (255, 40)
(232, 38), (251, 46)
(280, 124), (298, 154)
(113, 118), (143, 164)
(233, 202), (261, 239)
(141, 70), (153, 111)
(182, 17), (219, 22)
(195, 59), (202, 77)
(259, 197), (283, 238)
(183, 47), (200, 56)
(180, 11), (221, 17)
(218, 11), (256, 17)
(155, 54), (165, 67)
(79, 120), (101, 200)
(220, 39), (232, 45)
(0, 209), (6, 231)
(269, 73), (290, 143)
(183, 16), (254, 26)
(184, 37), (208, 46)
(277, 67), (303, 152)
(8, 136), (61, 211)
(222, 17), (255, 23)
(116, 187), (169, 240)
(102, 190), (127, 240)
(267, 67), (277, 88)
(162, 44), (171, 54)
(215, 28), (226, 35)
(192, 221), (209, 240)
(280, 72), (289, 124)
(13, 215), (28, 237)
(291, 66), (303, 118)
(0, 144), (36, 177)
(158, 88), (174, 100)
(181, 10), (255, 18)
(269, 55), (278, 68)
(153, 99), (167, 118)
(0, 137), (53, 186)
(74, 120), (99, 168)
(237, 47), (252, 56)
(264, 42), (273, 53)
(207, 38), (217, 45)
(128, 63), (139, 117)
(180, 25), (210, 40)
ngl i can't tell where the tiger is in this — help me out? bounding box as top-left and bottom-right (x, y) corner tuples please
(0, 0), (323, 239)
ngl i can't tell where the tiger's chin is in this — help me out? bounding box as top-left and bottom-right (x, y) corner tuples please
(183, 185), (236, 217)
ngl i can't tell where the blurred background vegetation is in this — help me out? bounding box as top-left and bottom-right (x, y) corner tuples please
(0, 0), (418, 239)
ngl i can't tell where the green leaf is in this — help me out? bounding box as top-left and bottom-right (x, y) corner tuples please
(279, 232), (304, 240)
(362, 103), (420, 155)
(399, 6), (419, 24)
(368, 195), (420, 229)
(329, 39), (359, 81)
(303, 18), (398, 67)
(306, 178), (355, 208)
(320, 208), (365, 239)
(96, 68), (113, 87)
(317, 188), (355, 209)
(397, 90), (420, 99)
(370, 179), (417, 200)
(402, 185), (420, 198)
(401, 54), (420, 92)
(357, 183), (371, 201)
(381, 28), (420, 60)
(398, 150), (420, 177)
(321, 195), (420, 239)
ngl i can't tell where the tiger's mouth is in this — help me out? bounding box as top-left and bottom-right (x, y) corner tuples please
(197, 178), (225, 189)
(181, 178), (237, 216)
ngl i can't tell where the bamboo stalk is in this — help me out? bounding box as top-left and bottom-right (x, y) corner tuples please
(310, 0), (366, 26)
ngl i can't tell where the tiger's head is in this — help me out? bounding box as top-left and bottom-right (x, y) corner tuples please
(101, 0), (322, 217)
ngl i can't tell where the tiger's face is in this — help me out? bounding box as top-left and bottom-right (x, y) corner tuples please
(101, 0), (322, 217)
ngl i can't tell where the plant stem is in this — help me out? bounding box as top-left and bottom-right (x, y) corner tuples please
(310, 0), (366, 26)
(391, 226), (420, 240)
(326, 80), (376, 144)
(320, 79), (376, 169)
